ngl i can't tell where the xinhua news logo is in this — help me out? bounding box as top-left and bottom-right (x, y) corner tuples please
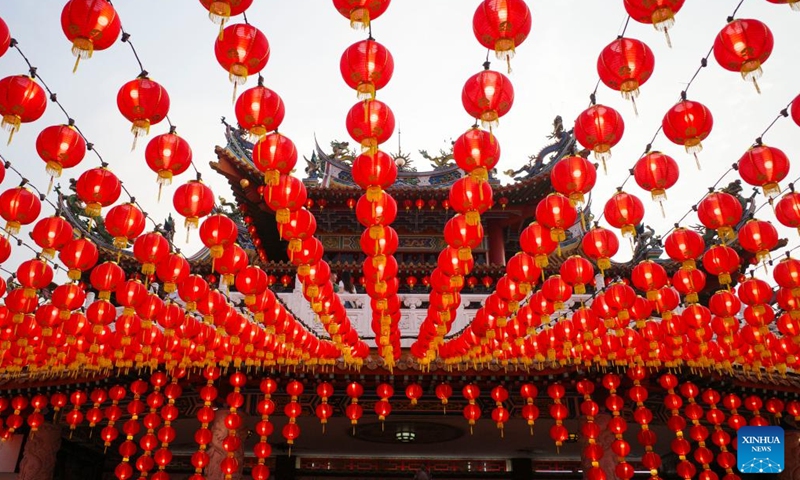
(737, 426), (784, 474)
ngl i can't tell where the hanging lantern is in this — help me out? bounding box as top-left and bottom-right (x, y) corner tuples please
(604, 191), (645, 239)
(633, 152), (679, 214)
(631, 259), (668, 301)
(490, 386), (509, 436)
(702, 245), (741, 286)
(59, 237), (99, 280)
(90, 262), (124, 301)
(345, 100), (395, 153)
(582, 227), (620, 274)
(767, 0), (800, 10)
(0, 75), (47, 144)
(266, 175), (308, 224)
(550, 155), (597, 207)
(75, 167), (121, 218)
(0, 17), (9, 58)
(145, 132), (193, 199)
(104, 203), (146, 249)
(215, 243), (248, 286)
(199, 0), (253, 30)
(235, 265), (268, 305)
(215, 23), (270, 92)
(541, 275), (573, 311)
(574, 104), (624, 171)
(31, 215), (74, 259)
(340, 39), (394, 100)
(792, 93), (800, 127)
(662, 100), (713, 167)
(235, 82), (285, 140)
(252, 132), (298, 186)
(405, 384), (423, 405)
(435, 383), (452, 413)
(453, 127), (501, 180)
(17, 259), (54, 298)
(332, 0), (391, 30)
(0, 186), (42, 235)
(664, 227), (705, 269)
(375, 383), (394, 423)
(355, 191), (397, 229)
(462, 69), (514, 130)
(737, 144), (790, 198)
(173, 180), (215, 235)
(199, 214), (239, 263)
(351, 150), (397, 198)
(535, 193), (577, 243)
(156, 253), (190, 294)
(133, 232), (170, 276)
(60, 0), (122, 72)
(560, 256), (594, 295)
(472, 0), (532, 72)
(738, 219), (778, 266)
(713, 18), (774, 93)
(462, 384), (481, 433)
(450, 176), (493, 225)
(315, 381), (333, 431)
(444, 214), (484, 260)
(623, 0), (685, 46)
(36, 124), (87, 191)
(697, 191), (742, 243)
(117, 76), (170, 147)
(597, 37), (655, 114)
(672, 268), (706, 304)
(776, 192), (800, 233)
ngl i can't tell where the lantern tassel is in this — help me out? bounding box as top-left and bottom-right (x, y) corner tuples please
(664, 30), (673, 48)
(630, 96), (639, 117)
(752, 77), (761, 94)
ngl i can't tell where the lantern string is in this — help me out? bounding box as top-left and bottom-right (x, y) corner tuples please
(595, 1), (775, 234)
(6, 41), (179, 242)
(109, 2), (206, 181)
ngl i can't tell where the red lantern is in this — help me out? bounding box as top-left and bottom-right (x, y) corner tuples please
(574, 104), (624, 170)
(623, 0), (685, 46)
(767, 0), (800, 10)
(597, 37), (655, 111)
(59, 237), (99, 280)
(345, 100), (395, 153)
(199, 0), (253, 29)
(633, 152), (679, 211)
(252, 133), (298, 186)
(405, 384), (422, 405)
(234, 83), (284, 139)
(462, 69), (514, 130)
(560, 256), (594, 295)
(472, 0), (532, 71)
(792, 93), (800, 127)
(215, 24), (269, 88)
(697, 192), (742, 243)
(265, 175), (308, 224)
(133, 232), (170, 276)
(582, 227), (620, 274)
(0, 186), (42, 234)
(662, 100), (713, 165)
(631, 260), (668, 300)
(738, 219), (778, 265)
(0, 75), (47, 143)
(36, 124), (86, 187)
(604, 191), (645, 239)
(173, 180), (215, 232)
(17, 259), (54, 298)
(199, 214), (239, 261)
(550, 155), (597, 206)
(776, 192), (800, 233)
(60, 0), (121, 71)
(351, 151), (397, 196)
(774, 257), (800, 294)
(332, 0), (390, 30)
(450, 176), (493, 225)
(215, 244), (248, 286)
(0, 17), (9, 58)
(444, 214), (484, 257)
(737, 145), (790, 198)
(702, 245), (741, 286)
(75, 167), (121, 218)
(672, 268), (706, 304)
(340, 39), (394, 100)
(31, 215), (74, 258)
(453, 127), (501, 178)
(664, 227), (705, 269)
(90, 262), (124, 300)
(355, 191), (397, 228)
(536, 193), (577, 242)
(145, 132), (193, 197)
(117, 76), (170, 145)
(235, 265), (268, 305)
(713, 19), (774, 93)
(105, 203), (146, 249)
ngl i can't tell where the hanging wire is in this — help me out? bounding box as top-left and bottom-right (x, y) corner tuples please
(593, 2), (747, 225)
(7, 40), (188, 257)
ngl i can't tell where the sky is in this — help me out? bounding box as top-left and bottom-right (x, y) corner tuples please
(0, 1), (799, 284)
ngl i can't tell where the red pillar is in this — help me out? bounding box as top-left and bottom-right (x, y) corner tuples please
(488, 220), (506, 266)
